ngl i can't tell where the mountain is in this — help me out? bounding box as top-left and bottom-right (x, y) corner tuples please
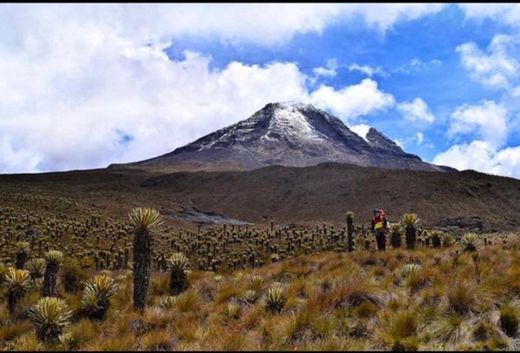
(111, 102), (452, 172)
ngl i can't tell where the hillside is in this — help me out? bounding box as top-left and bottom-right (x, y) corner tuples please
(1, 162), (520, 231)
(139, 162), (520, 231)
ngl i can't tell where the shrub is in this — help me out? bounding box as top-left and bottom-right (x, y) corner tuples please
(248, 275), (264, 291)
(346, 211), (355, 252)
(447, 280), (476, 315)
(42, 250), (64, 297)
(5, 268), (31, 314)
(392, 337), (419, 351)
(27, 297), (72, 342)
(390, 224), (402, 249)
(80, 275), (118, 320)
(431, 314), (463, 344)
(129, 207), (163, 312)
(27, 258), (45, 281)
(499, 303), (518, 337)
(62, 258), (87, 293)
(401, 264), (422, 278)
(389, 311), (418, 339)
(0, 262), (8, 284)
(442, 233), (454, 247)
(401, 264), (426, 292)
(400, 214), (419, 250)
(461, 233), (479, 252)
(265, 283), (287, 314)
(167, 252), (190, 295)
(243, 289), (259, 304)
(431, 232), (442, 248)
(157, 295), (177, 310)
(224, 302), (241, 320)
(14, 241), (30, 269)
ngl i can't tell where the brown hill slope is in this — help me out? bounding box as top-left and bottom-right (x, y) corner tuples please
(1, 162), (519, 231)
(139, 162), (520, 231)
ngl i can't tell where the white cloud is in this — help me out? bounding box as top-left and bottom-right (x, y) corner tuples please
(336, 3), (445, 31)
(314, 61), (385, 80)
(415, 132), (424, 145)
(309, 79), (395, 120)
(433, 99), (520, 178)
(458, 4), (520, 28)
(512, 86), (520, 98)
(313, 67), (337, 78)
(393, 58), (442, 74)
(433, 140), (520, 178)
(313, 59), (338, 78)
(397, 98), (435, 123)
(0, 4), (445, 48)
(351, 124), (371, 142)
(447, 100), (507, 148)
(456, 34), (519, 89)
(0, 46), (310, 172)
(348, 63), (384, 77)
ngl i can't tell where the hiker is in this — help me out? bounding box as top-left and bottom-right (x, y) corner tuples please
(371, 208), (390, 251)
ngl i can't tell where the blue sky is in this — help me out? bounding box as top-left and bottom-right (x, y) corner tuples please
(1, 4), (520, 177)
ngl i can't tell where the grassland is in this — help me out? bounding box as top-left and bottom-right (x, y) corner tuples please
(1, 228), (519, 351)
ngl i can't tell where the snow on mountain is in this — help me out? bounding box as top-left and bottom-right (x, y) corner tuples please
(266, 102), (327, 142)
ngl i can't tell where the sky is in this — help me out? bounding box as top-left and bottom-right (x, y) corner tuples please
(1, 4), (520, 178)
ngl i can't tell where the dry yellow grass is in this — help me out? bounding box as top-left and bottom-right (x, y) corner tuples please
(0, 232), (519, 351)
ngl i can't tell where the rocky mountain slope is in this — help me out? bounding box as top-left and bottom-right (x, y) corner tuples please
(112, 102), (451, 172)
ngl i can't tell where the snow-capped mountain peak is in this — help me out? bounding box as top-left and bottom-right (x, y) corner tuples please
(120, 102), (447, 172)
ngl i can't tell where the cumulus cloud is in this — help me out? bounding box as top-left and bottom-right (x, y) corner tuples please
(433, 100), (520, 179)
(0, 4), (445, 47)
(0, 46), (310, 172)
(458, 4), (520, 28)
(309, 79), (395, 120)
(447, 100), (507, 148)
(456, 34), (519, 89)
(433, 140), (520, 178)
(397, 98), (435, 123)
